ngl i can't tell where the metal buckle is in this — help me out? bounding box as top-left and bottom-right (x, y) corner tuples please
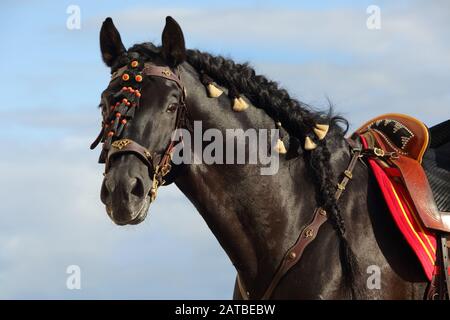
(337, 182), (346, 191)
(390, 152), (399, 160)
(344, 170), (353, 179)
(161, 163), (172, 177)
(150, 171), (160, 202)
(373, 147), (385, 157)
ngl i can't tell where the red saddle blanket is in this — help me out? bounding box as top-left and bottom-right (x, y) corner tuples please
(360, 135), (437, 280)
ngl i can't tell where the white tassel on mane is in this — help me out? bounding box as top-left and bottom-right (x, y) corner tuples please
(233, 97), (249, 112)
(207, 83), (223, 98)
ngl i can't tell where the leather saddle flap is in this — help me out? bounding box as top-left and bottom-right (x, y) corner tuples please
(355, 113), (450, 232)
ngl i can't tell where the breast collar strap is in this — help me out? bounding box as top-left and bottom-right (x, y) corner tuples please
(237, 143), (362, 300)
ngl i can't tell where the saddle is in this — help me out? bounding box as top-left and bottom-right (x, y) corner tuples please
(353, 113), (450, 299)
(355, 114), (450, 232)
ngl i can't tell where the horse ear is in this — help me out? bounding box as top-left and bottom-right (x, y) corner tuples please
(161, 16), (186, 67)
(100, 17), (126, 67)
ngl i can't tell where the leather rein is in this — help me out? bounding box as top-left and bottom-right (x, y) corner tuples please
(91, 61), (187, 201)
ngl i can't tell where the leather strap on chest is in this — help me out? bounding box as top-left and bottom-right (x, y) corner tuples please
(238, 145), (362, 300)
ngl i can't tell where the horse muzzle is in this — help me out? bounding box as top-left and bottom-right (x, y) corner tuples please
(100, 160), (152, 225)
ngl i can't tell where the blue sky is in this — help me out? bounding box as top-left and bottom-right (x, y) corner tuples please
(0, 1), (449, 299)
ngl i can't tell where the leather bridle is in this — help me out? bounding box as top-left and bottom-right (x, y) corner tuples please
(91, 60), (187, 201)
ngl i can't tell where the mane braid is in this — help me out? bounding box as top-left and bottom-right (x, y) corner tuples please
(128, 43), (357, 297)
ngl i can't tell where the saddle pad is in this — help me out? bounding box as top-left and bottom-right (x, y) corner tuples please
(429, 119), (450, 148)
(423, 143), (450, 212)
(361, 135), (437, 280)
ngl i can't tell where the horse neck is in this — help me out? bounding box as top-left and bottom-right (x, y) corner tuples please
(174, 63), (352, 296)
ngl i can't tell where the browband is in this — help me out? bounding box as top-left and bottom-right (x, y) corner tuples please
(142, 63), (184, 92)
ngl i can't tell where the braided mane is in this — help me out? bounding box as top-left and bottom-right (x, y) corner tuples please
(127, 43), (358, 297)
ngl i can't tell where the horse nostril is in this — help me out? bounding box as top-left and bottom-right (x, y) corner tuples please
(101, 178), (112, 204)
(105, 176), (117, 193)
(130, 177), (145, 198)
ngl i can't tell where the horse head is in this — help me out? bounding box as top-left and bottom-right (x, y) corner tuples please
(95, 17), (186, 225)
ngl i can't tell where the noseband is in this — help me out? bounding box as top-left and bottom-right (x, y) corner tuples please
(91, 59), (187, 201)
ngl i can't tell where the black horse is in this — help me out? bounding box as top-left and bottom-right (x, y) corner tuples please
(94, 16), (433, 299)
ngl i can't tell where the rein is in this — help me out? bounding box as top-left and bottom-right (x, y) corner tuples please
(237, 141), (363, 300)
(91, 59), (187, 201)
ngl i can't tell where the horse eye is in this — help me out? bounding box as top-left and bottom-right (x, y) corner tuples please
(167, 103), (178, 113)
